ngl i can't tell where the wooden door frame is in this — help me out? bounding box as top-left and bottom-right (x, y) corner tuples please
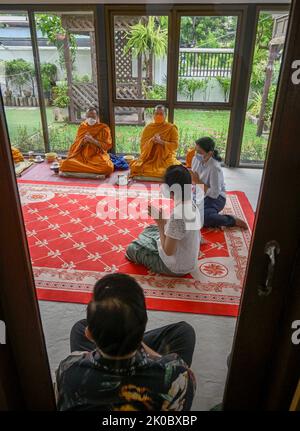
(223, 0), (300, 410)
(0, 2), (299, 410)
(0, 96), (56, 410)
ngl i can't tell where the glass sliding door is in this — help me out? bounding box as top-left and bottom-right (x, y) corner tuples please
(110, 12), (169, 154)
(34, 11), (99, 154)
(177, 15), (238, 104)
(239, 11), (289, 165)
(174, 109), (230, 158)
(109, 10), (240, 157)
(0, 12), (45, 153)
(174, 12), (239, 159)
(114, 106), (147, 154)
(113, 15), (168, 102)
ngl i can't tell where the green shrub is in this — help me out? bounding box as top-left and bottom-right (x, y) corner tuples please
(5, 59), (35, 96)
(248, 84), (277, 123)
(52, 83), (70, 108)
(48, 125), (77, 152)
(13, 125), (44, 153)
(144, 84), (166, 100)
(240, 137), (268, 162)
(41, 62), (57, 93)
(216, 77), (231, 102)
(178, 78), (209, 101)
(73, 74), (91, 83)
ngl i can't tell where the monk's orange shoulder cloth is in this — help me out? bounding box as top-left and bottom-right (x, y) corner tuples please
(140, 121), (178, 159)
(185, 148), (195, 168)
(68, 121), (112, 159)
(11, 146), (24, 163)
(130, 121), (181, 178)
(60, 121), (114, 175)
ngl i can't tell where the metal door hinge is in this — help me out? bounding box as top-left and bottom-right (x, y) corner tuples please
(258, 240), (280, 296)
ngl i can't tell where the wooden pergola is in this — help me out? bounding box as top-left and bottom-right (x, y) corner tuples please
(61, 13), (148, 123)
(61, 13), (98, 122)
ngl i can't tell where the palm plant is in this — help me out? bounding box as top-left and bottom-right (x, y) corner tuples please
(216, 77), (231, 102)
(178, 78), (209, 101)
(124, 16), (167, 86)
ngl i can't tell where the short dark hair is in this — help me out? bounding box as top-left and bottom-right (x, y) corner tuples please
(86, 106), (98, 115)
(87, 274), (147, 356)
(195, 136), (222, 162)
(164, 164), (192, 201)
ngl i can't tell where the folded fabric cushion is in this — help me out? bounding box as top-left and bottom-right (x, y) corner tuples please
(15, 160), (34, 177)
(109, 154), (129, 170)
(132, 175), (163, 182)
(59, 171), (106, 180)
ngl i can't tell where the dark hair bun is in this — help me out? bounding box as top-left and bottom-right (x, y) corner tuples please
(213, 149), (222, 162)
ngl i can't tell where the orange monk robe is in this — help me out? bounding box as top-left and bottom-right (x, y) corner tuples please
(11, 146), (24, 163)
(60, 122), (114, 175)
(185, 148), (195, 168)
(130, 121), (181, 178)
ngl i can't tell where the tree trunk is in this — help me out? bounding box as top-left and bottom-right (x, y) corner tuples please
(31, 78), (35, 97)
(192, 16), (197, 47)
(137, 54), (143, 124)
(63, 32), (75, 122)
(257, 44), (278, 136)
(90, 31), (97, 84)
(148, 53), (153, 86)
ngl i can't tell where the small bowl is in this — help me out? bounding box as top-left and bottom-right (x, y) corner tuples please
(45, 152), (58, 163)
(50, 162), (60, 174)
(124, 155), (135, 163)
(34, 156), (44, 163)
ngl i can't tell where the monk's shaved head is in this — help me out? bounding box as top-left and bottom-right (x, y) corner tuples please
(153, 105), (167, 116)
(86, 107), (98, 119)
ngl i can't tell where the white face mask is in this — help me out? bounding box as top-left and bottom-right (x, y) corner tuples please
(196, 153), (204, 161)
(86, 117), (97, 126)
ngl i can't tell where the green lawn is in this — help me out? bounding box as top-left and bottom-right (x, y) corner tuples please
(116, 110), (268, 162)
(5, 107), (268, 162)
(5, 107), (78, 153)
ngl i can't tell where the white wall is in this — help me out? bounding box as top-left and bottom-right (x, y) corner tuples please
(153, 55), (227, 101)
(0, 45), (227, 101)
(0, 47), (92, 85)
(154, 55), (167, 86)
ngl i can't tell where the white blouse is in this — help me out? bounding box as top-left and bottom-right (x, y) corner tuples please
(191, 155), (226, 199)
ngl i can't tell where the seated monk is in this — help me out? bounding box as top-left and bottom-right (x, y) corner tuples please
(185, 148), (195, 169)
(130, 105), (181, 179)
(60, 107), (114, 176)
(11, 146), (24, 163)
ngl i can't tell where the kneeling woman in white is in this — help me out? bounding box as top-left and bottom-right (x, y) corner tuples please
(191, 137), (247, 229)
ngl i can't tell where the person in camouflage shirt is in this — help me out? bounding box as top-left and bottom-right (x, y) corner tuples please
(56, 274), (196, 411)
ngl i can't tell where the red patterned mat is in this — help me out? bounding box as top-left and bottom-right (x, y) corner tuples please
(18, 180), (254, 317)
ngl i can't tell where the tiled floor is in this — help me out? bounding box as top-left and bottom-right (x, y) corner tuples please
(21, 163), (263, 411)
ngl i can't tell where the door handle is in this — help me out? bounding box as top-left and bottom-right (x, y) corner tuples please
(258, 240), (280, 296)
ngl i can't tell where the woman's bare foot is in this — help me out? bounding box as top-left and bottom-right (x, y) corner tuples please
(234, 217), (248, 229)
